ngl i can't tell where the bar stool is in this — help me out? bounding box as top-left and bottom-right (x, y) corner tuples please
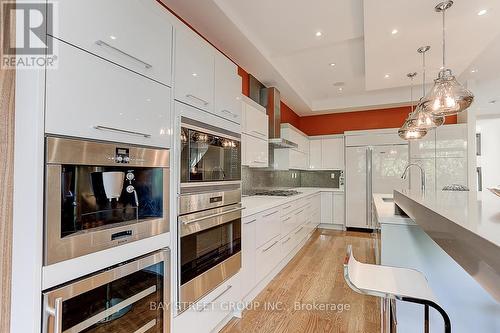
(343, 245), (451, 333)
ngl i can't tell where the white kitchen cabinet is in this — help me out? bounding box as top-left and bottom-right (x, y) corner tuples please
(53, 0), (173, 86)
(174, 26), (214, 112)
(256, 208), (281, 248)
(410, 129), (436, 159)
(241, 215), (257, 298)
(320, 192), (334, 224)
(322, 138), (344, 169)
(281, 124), (309, 153)
(309, 140), (322, 169)
(274, 148), (308, 170)
(214, 53), (242, 124)
(45, 38), (172, 148)
(333, 193), (345, 225)
(255, 235), (281, 282)
(436, 157), (468, 189)
(436, 124), (468, 158)
(243, 134), (269, 168)
(243, 100), (268, 139)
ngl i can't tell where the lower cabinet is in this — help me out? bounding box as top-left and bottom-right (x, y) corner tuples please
(320, 191), (345, 226)
(333, 193), (345, 226)
(241, 215), (257, 299)
(255, 235), (282, 282)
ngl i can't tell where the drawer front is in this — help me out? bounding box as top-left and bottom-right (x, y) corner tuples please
(256, 208), (281, 248)
(256, 236), (281, 282)
(46, 38), (172, 148)
(241, 216), (257, 298)
(280, 233), (295, 260)
(215, 54), (241, 124)
(281, 212), (297, 236)
(52, 0), (173, 86)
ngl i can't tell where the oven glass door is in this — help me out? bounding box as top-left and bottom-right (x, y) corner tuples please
(59, 165), (164, 238)
(180, 218), (241, 285)
(180, 127), (241, 183)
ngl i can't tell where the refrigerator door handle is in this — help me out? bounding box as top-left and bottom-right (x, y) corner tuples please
(366, 148), (373, 228)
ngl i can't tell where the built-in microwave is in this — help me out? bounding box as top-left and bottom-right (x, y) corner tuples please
(44, 136), (170, 265)
(180, 117), (241, 185)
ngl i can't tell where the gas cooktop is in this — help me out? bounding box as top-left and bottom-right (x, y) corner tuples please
(252, 190), (301, 197)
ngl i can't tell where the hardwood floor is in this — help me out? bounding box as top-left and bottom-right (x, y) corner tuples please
(220, 229), (380, 333)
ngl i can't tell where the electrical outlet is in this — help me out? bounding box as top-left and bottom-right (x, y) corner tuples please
(331, 173), (335, 179)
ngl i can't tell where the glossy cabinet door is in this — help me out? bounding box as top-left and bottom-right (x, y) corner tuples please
(256, 208), (281, 248)
(255, 235), (281, 283)
(410, 129), (436, 159)
(333, 193), (345, 225)
(436, 157), (468, 189)
(436, 124), (467, 158)
(243, 103), (268, 139)
(309, 140), (322, 169)
(215, 53), (242, 124)
(174, 26), (215, 112)
(345, 146), (368, 228)
(320, 192), (334, 224)
(52, 0), (173, 86)
(322, 138), (344, 169)
(241, 215), (257, 298)
(244, 134), (269, 168)
(46, 38), (172, 148)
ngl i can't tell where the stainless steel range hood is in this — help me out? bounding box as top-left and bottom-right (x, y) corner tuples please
(259, 86), (298, 149)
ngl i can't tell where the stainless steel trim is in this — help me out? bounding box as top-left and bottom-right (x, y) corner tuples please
(179, 252), (241, 312)
(179, 203), (242, 237)
(180, 181), (241, 192)
(197, 285), (233, 312)
(46, 136), (169, 167)
(93, 125), (152, 138)
(95, 40), (152, 69)
(43, 249), (170, 333)
(181, 117), (241, 141)
(186, 94), (209, 106)
(182, 207), (244, 225)
(268, 138), (299, 149)
(44, 165), (169, 265)
(262, 241), (279, 252)
(179, 188), (241, 215)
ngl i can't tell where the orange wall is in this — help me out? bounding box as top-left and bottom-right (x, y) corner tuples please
(280, 102), (301, 129)
(237, 66), (250, 97)
(299, 107), (457, 136)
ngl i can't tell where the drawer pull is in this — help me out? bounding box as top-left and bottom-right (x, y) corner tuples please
(221, 109), (237, 118)
(95, 40), (152, 69)
(94, 125), (151, 138)
(244, 219), (257, 225)
(295, 209), (304, 216)
(282, 216), (292, 222)
(282, 237), (291, 244)
(263, 210), (279, 217)
(251, 130), (266, 138)
(252, 160), (267, 164)
(198, 285), (233, 312)
(186, 94), (209, 106)
(294, 227), (304, 234)
(262, 241), (279, 252)
(283, 205), (292, 210)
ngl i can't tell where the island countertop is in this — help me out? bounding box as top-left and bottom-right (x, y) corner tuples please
(393, 189), (500, 301)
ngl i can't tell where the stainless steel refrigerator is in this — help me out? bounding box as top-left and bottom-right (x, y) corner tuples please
(345, 137), (409, 229)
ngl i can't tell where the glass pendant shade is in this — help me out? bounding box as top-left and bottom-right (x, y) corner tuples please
(421, 69), (474, 116)
(398, 115), (427, 140)
(409, 101), (445, 129)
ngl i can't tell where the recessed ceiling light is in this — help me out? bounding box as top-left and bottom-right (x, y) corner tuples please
(192, 73), (198, 77)
(338, 87), (343, 92)
(315, 31), (323, 37)
(477, 9), (487, 16)
(391, 29), (398, 35)
(384, 74), (390, 79)
(110, 35), (117, 40)
(329, 63), (336, 67)
(471, 69), (478, 73)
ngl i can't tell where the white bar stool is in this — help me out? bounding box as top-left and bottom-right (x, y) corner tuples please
(343, 245), (451, 333)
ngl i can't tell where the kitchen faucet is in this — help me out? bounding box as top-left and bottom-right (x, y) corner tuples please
(401, 163), (426, 194)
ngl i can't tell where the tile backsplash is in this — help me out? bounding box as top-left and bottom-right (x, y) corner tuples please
(242, 167), (342, 194)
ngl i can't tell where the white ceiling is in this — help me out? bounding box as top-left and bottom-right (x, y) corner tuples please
(162, 0), (500, 115)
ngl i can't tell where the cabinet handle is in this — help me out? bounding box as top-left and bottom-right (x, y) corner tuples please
(221, 109), (238, 118)
(186, 94), (209, 106)
(283, 205), (292, 210)
(183, 207), (244, 225)
(262, 240), (278, 252)
(46, 297), (62, 333)
(198, 285), (233, 312)
(251, 130), (266, 138)
(294, 226), (304, 234)
(282, 237), (291, 244)
(95, 40), (152, 69)
(244, 219), (257, 225)
(263, 210), (279, 217)
(282, 216), (292, 222)
(252, 160), (267, 164)
(94, 125), (151, 138)
(295, 209), (304, 216)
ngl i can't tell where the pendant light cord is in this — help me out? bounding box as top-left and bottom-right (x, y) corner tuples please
(410, 76), (414, 112)
(442, 8), (446, 70)
(422, 51), (426, 97)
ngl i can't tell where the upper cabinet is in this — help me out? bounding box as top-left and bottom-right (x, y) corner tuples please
(241, 97), (269, 168)
(174, 26), (215, 112)
(308, 137), (344, 170)
(52, 0), (173, 86)
(436, 124), (468, 158)
(215, 53), (242, 124)
(281, 124), (309, 153)
(243, 99), (268, 139)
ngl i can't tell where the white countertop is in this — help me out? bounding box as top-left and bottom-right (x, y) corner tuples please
(242, 188), (343, 217)
(372, 193), (415, 226)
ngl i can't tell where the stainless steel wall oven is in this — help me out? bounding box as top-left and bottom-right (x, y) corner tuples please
(44, 136), (170, 265)
(43, 249), (170, 333)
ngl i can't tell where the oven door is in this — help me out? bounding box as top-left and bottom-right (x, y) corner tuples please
(178, 204), (242, 307)
(43, 249), (170, 333)
(180, 120), (241, 184)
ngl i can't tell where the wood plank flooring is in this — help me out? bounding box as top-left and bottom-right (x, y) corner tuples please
(220, 229), (380, 333)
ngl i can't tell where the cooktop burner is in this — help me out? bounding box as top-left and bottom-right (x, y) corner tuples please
(252, 190), (301, 197)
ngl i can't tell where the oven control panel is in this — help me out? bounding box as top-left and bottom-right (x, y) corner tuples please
(115, 147), (130, 164)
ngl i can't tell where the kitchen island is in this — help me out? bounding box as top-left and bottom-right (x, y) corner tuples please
(373, 191), (500, 333)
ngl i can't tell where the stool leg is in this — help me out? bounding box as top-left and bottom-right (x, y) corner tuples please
(424, 304), (429, 333)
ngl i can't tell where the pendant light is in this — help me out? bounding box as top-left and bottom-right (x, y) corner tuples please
(420, 1), (474, 116)
(398, 73), (427, 140)
(409, 46), (445, 128)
